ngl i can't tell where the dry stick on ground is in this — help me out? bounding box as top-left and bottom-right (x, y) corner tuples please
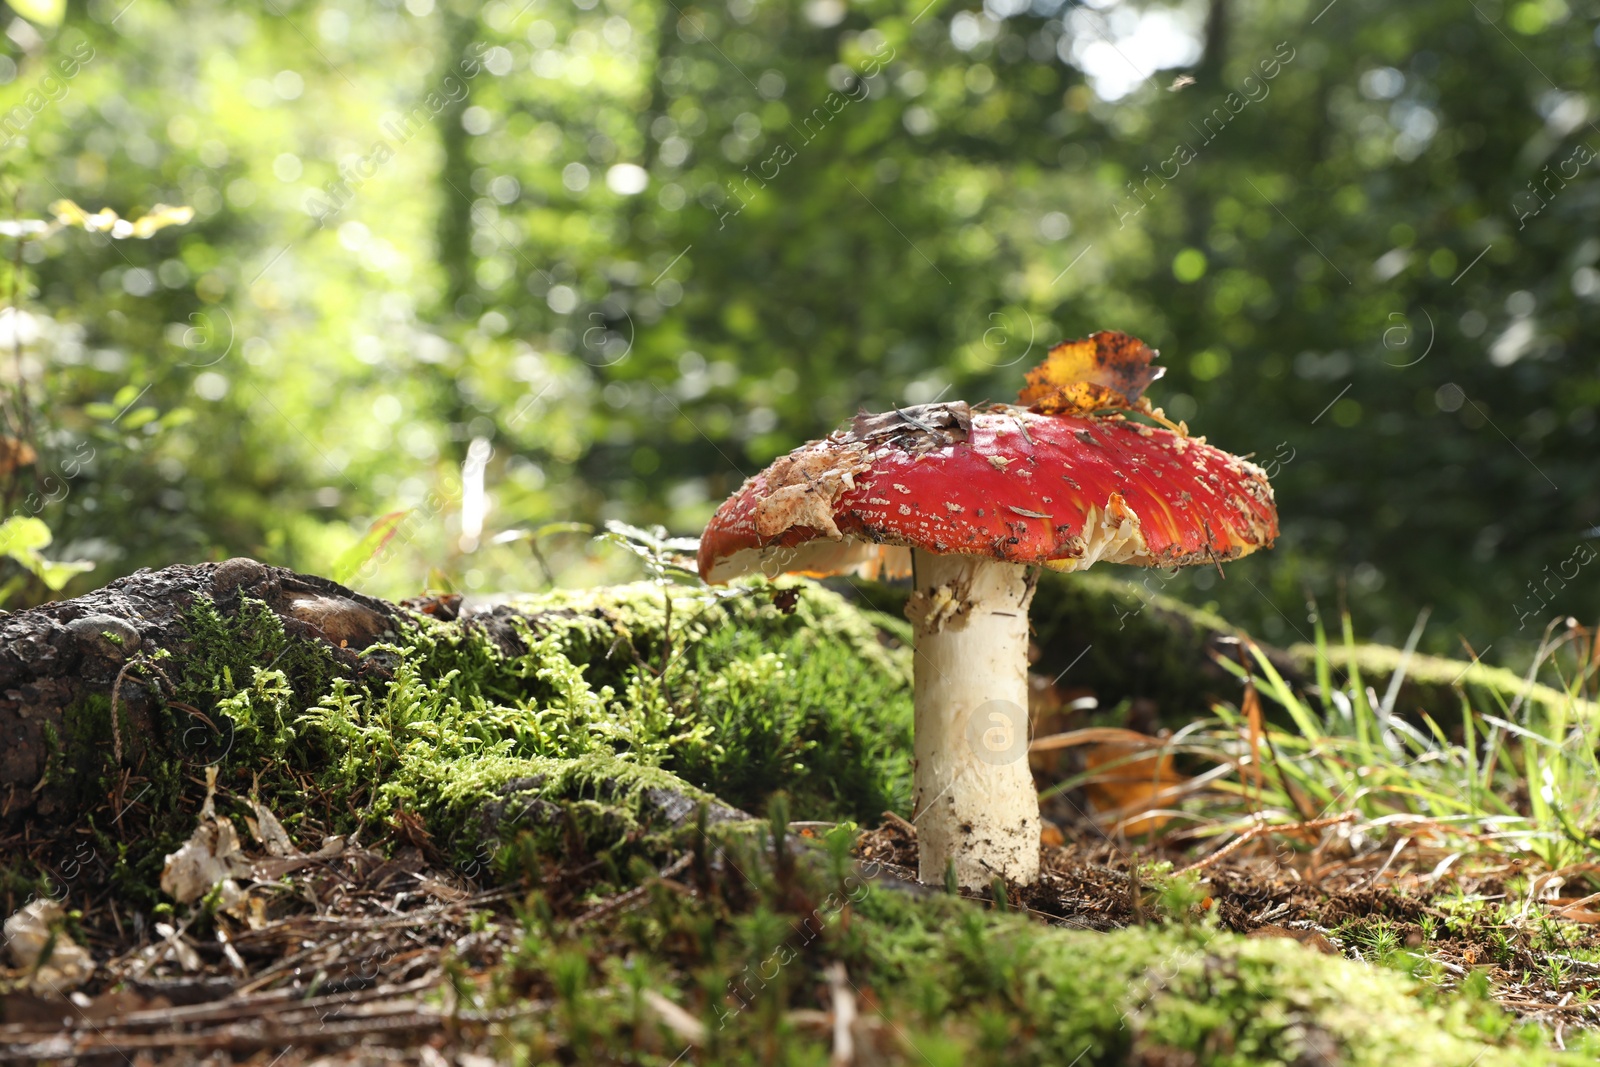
(880, 811), (917, 837)
(572, 852), (694, 927)
(106, 654), (184, 774)
(4, 998), (554, 1054)
(641, 989), (707, 1048)
(826, 961), (856, 1067)
(1175, 812), (1359, 876)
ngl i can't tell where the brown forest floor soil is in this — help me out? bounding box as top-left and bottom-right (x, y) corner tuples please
(6, 816), (1598, 1064)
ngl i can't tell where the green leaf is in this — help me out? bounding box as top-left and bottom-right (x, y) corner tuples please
(0, 516), (53, 556)
(9, 0), (65, 26)
(0, 516), (93, 591)
(49, 201), (195, 239)
(598, 520), (702, 582)
(119, 407), (159, 430)
(32, 557), (96, 590)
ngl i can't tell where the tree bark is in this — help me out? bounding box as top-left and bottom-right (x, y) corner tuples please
(0, 559), (402, 825)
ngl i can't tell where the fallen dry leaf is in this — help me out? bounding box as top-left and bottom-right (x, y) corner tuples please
(159, 765), (256, 909)
(0, 436), (37, 477)
(1081, 736), (1188, 836)
(1030, 726), (1164, 752)
(3, 899), (96, 993)
(1546, 898), (1600, 923)
(160, 817), (251, 905)
(1242, 677), (1265, 800)
(1017, 331), (1165, 416)
(245, 797), (299, 858)
(1247, 924), (1339, 955)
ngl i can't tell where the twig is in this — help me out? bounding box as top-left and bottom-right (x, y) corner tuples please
(79, 973), (444, 1031)
(108, 659), (136, 765)
(881, 811), (917, 837)
(1028, 726), (1164, 752)
(107, 654), (185, 770)
(572, 852), (694, 927)
(1542, 953), (1600, 974)
(827, 961), (855, 1066)
(4, 1004), (523, 1053)
(1550, 891), (1600, 917)
(1175, 812), (1357, 875)
(641, 988), (706, 1047)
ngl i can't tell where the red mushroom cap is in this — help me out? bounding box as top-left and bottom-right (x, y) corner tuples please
(698, 332), (1278, 584)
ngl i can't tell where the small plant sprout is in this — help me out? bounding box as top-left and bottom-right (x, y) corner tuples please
(698, 333), (1278, 886)
(1542, 955), (1572, 989)
(1355, 918), (1418, 971)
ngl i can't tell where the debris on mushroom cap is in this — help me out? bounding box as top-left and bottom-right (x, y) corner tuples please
(698, 332), (1277, 584)
(1018, 330), (1165, 416)
(697, 402), (1278, 584)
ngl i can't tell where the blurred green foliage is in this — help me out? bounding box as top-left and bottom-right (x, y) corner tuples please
(0, 0), (1595, 662)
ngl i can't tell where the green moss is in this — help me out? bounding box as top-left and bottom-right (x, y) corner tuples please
(497, 828), (1585, 1066)
(302, 580), (910, 855)
(172, 596), (345, 721)
(0, 862), (53, 916)
(50, 580), (911, 881)
(515, 581), (913, 820)
(1287, 642), (1594, 723)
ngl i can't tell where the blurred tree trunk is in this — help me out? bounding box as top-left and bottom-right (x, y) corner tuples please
(1198, 0), (1229, 85)
(434, 6), (478, 319)
(432, 5), (484, 458)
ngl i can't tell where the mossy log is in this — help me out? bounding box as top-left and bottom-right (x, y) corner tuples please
(0, 560), (915, 889)
(848, 570), (1587, 725)
(1, 560), (399, 824)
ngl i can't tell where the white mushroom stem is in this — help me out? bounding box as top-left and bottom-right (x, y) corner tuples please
(907, 549), (1040, 888)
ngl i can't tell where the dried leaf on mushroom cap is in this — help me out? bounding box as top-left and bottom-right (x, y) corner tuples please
(1018, 330), (1188, 435)
(1019, 331), (1164, 415)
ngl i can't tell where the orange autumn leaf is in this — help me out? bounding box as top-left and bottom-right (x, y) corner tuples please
(1547, 898), (1600, 923)
(1554, 909), (1600, 923)
(1082, 738), (1188, 836)
(1242, 678), (1265, 801)
(1018, 330), (1165, 416)
(0, 436), (37, 477)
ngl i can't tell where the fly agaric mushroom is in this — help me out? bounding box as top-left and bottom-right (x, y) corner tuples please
(698, 332), (1277, 887)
